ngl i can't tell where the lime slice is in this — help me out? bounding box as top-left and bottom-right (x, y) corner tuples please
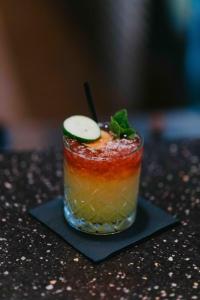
(63, 115), (101, 142)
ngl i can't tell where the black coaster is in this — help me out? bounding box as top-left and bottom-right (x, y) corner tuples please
(29, 197), (179, 262)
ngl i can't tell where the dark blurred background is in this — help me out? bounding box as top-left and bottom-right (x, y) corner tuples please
(0, 0), (200, 149)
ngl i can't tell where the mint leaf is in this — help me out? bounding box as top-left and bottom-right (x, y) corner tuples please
(109, 109), (136, 139)
(122, 127), (136, 136)
(109, 117), (121, 137)
(112, 109), (129, 129)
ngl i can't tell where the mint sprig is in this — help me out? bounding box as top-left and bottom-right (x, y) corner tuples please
(109, 109), (136, 139)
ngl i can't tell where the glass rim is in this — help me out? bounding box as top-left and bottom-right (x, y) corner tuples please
(63, 132), (144, 161)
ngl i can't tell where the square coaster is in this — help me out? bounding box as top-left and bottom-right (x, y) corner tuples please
(29, 197), (179, 262)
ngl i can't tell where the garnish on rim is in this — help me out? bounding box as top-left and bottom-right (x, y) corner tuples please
(86, 130), (113, 149)
(109, 109), (136, 139)
(63, 115), (101, 142)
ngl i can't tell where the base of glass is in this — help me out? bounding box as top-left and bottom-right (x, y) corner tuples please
(63, 201), (136, 235)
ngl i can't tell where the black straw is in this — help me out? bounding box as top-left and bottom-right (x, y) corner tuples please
(84, 82), (98, 123)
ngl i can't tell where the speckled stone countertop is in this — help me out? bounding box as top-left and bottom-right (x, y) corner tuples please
(0, 140), (200, 300)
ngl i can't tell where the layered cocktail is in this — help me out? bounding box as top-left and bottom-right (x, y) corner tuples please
(63, 110), (143, 234)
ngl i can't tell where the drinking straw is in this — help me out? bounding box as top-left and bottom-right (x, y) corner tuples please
(84, 82), (98, 123)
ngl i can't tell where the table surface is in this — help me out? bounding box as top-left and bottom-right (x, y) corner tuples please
(0, 140), (200, 300)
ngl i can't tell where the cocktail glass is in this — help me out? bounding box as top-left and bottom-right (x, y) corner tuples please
(63, 128), (143, 234)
